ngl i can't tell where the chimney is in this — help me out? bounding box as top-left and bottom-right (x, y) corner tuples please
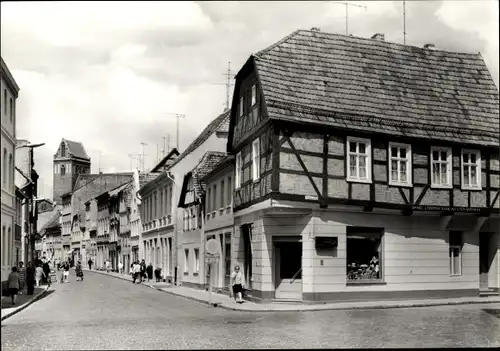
(371, 33), (385, 41)
(311, 27), (321, 32)
(423, 43), (435, 50)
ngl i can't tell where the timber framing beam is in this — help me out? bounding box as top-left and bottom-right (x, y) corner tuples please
(284, 129), (323, 201)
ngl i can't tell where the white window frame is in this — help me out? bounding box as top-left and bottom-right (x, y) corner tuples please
(388, 142), (412, 187)
(449, 245), (462, 276)
(252, 138), (260, 181)
(461, 149), (481, 190)
(251, 85), (257, 106)
(239, 97), (244, 117)
(430, 146), (452, 189)
(235, 152), (242, 189)
(346, 137), (372, 183)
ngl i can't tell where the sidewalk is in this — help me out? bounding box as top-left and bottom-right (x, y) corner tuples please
(1, 285), (51, 321)
(85, 268), (500, 312)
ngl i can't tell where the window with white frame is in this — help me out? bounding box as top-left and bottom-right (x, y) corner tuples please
(388, 143), (412, 186)
(251, 85), (257, 106)
(235, 152), (242, 188)
(194, 248), (200, 274)
(461, 149), (481, 190)
(239, 97), (244, 117)
(449, 231), (462, 276)
(184, 249), (189, 274)
(346, 137), (371, 182)
(252, 138), (260, 180)
(431, 147), (452, 188)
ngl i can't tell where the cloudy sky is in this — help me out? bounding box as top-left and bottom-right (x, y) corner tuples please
(1, 1), (498, 200)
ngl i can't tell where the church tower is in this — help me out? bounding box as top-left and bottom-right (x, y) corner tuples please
(53, 139), (91, 204)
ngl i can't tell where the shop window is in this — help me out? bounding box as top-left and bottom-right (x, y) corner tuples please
(449, 231), (462, 276)
(346, 226), (382, 282)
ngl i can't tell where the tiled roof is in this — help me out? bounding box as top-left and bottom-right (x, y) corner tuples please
(202, 155), (234, 181)
(168, 109), (231, 170)
(108, 182), (132, 197)
(151, 148), (180, 172)
(71, 173), (133, 217)
(192, 151), (227, 197)
(38, 208), (61, 235)
(64, 139), (90, 159)
(74, 174), (102, 190)
(139, 172), (161, 188)
(253, 29), (499, 147)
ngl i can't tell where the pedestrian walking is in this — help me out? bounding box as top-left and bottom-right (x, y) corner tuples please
(88, 258), (93, 270)
(75, 261), (84, 281)
(7, 266), (21, 305)
(132, 261), (141, 284)
(42, 260), (50, 284)
(26, 262), (35, 295)
(154, 267), (162, 282)
(35, 264), (44, 287)
(146, 263), (153, 282)
(105, 260), (111, 273)
(118, 261), (124, 275)
(140, 259), (146, 282)
(63, 261), (70, 282)
(17, 262), (26, 294)
(230, 265), (245, 304)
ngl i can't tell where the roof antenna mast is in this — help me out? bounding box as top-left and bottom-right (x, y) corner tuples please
(403, 0), (407, 45)
(333, 2), (368, 36)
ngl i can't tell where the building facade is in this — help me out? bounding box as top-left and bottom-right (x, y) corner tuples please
(166, 109), (230, 285)
(84, 199), (98, 267)
(96, 191), (110, 269)
(138, 172), (174, 281)
(225, 29), (499, 302)
(178, 151), (226, 289)
(61, 193), (72, 260)
(202, 156), (234, 291)
(1, 57), (19, 286)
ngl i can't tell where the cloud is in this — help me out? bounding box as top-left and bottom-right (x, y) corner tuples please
(1, 1), (498, 201)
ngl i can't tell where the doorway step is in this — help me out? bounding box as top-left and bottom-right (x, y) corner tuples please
(479, 288), (498, 297)
(271, 298), (303, 304)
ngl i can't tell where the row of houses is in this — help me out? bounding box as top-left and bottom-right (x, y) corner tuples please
(40, 29), (499, 303)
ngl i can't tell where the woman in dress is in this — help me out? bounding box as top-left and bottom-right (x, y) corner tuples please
(7, 266), (21, 305)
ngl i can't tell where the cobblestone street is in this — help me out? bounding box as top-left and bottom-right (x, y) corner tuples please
(1, 271), (499, 350)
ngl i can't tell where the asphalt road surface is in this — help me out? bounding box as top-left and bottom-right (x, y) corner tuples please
(2, 271), (499, 350)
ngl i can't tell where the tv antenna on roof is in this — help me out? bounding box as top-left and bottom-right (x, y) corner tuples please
(332, 2), (368, 36)
(209, 62), (236, 112)
(403, 0), (407, 45)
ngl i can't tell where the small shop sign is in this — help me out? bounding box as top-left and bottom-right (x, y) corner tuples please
(315, 236), (338, 249)
(411, 205), (483, 213)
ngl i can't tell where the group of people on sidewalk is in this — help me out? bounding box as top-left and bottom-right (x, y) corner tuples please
(6, 259), (52, 305)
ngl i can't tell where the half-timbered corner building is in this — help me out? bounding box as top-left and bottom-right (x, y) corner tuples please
(227, 29), (500, 303)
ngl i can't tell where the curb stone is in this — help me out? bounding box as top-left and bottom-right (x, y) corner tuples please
(1, 285), (51, 322)
(85, 269), (500, 312)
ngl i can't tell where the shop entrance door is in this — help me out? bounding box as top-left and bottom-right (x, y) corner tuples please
(479, 233), (492, 291)
(274, 241), (302, 300)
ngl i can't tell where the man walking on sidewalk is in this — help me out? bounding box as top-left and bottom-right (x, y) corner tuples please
(88, 258), (93, 270)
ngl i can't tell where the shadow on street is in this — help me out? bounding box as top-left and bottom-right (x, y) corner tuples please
(1, 288), (54, 309)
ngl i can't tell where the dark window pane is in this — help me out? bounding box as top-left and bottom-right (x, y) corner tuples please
(400, 148), (406, 158)
(391, 147), (398, 157)
(359, 143), (366, 154)
(349, 142), (356, 153)
(440, 151), (447, 160)
(433, 151), (439, 160)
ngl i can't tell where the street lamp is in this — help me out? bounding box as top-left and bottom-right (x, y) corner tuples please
(16, 143), (45, 263)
